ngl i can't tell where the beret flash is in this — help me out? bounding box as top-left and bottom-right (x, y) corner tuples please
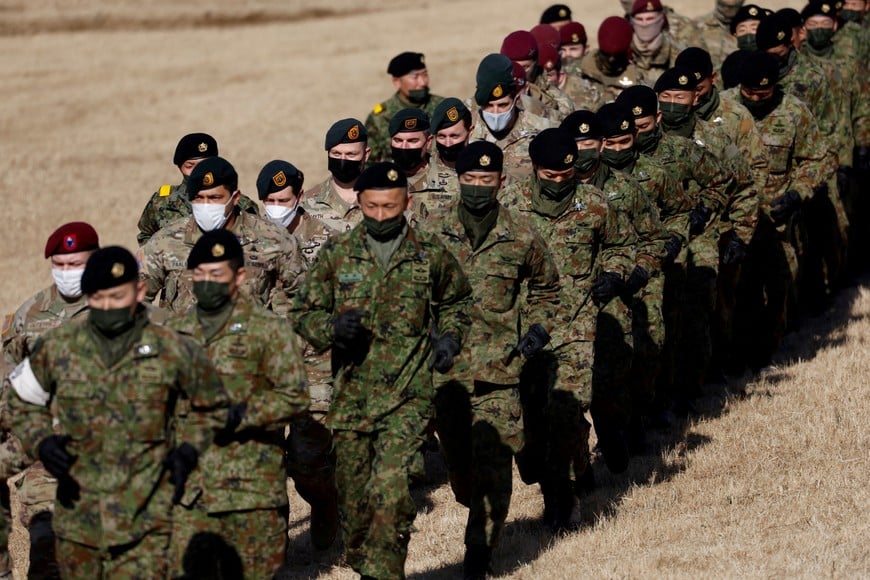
(560, 109), (603, 141)
(597, 102), (636, 138)
(187, 156), (238, 199)
(455, 141), (504, 174)
(654, 66), (700, 93)
(173, 133), (218, 166)
(560, 22), (588, 46)
(730, 4), (767, 34)
(256, 160), (304, 200)
(387, 52), (426, 77)
(631, 0), (663, 15)
(739, 51), (780, 90)
(675, 47), (714, 81)
(325, 118), (367, 150)
(529, 128), (578, 169)
(540, 4), (572, 24)
(475, 53), (517, 105)
(598, 16), (634, 55)
(389, 108), (431, 137)
(187, 229), (244, 269)
(616, 85), (659, 118)
(353, 162), (408, 192)
(501, 30), (539, 61)
(81, 246), (138, 295)
(44, 221), (99, 259)
(431, 98), (471, 132)
(756, 12), (793, 50)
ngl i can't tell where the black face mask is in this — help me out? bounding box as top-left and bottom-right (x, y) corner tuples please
(89, 306), (135, 338)
(459, 184), (498, 212)
(328, 157), (364, 184)
(597, 51), (628, 76)
(408, 86), (430, 104)
(363, 214), (407, 241)
(636, 126), (662, 154)
(391, 146), (425, 173)
(193, 281), (233, 312)
(600, 146), (637, 170)
(436, 140), (466, 163)
(538, 177), (576, 201)
(741, 88), (784, 120)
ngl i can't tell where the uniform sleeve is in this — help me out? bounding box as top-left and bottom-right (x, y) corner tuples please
(728, 114), (766, 244)
(175, 337), (229, 455)
(429, 242), (473, 348)
(688, 143), (733, 214)
(626, 184), (669, 275)
(136, 191), (163, 246)
(289, 242), (337, 352)
(6, 340), (55, 459)
(364, 110), (390, 164)
(598, 201), (638, 279)
(137, 238), (167, 303)
(522, 231), (561, 335)
(269, 231), (307, 317)
(790, 106), (837, 201)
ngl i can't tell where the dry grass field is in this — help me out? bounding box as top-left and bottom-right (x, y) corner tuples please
(3, 0), (867, 578)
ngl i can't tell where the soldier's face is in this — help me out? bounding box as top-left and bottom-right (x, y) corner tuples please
(393, 69), (429, 98)
(734, 20), (760, 37)
(634, 114), (658, 133)
(804, 15), (836, 32)
(481, 94), (517, 115)
(695, 75), (715, 101)
(191, 185), (239, 218)
(740, 85), (776, 102)
(560, 44), (587, 60)
(329, 142), (369, 161)
(50, 251), (92, 272)
(535, 167), (575, 183)
(359, 187), (411, 222)
(179, 157), (207, 177)
(603, 133), (635, 151)
(658, 90), (695, 107)
(264, 186), (301, 209)
(576, 138), (603, 152)
(391, 130), (432, 150)
(842, 0), (866, 10)
(87, 281), (145, 312)
(192, 262), (246, 299)
(458, 171), (504, 193)
(436, 123), (471, 148)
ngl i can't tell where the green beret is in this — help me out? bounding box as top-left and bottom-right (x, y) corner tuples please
(186, 229), (244, 269)
(431, 98), (471, 132)
(256, 160), (304, 200)
(529, 128), (577, 170)
(324, 118), (367, 150)
(597, 103), (636, 138)
(173, 133), (218, 166)
(81, 246), (138, 295)
(654, 66), (699, 93)
(739, 51), (780, 90)
(474, 54), (517, 106)
(387, 52), (426, 77)
(354, 162), (408, 192)
(455, 141), (504, 174)
(560, 110), (603, 141)
(389, 108), (430, 137)
(188, 156), (238, 199)
(616, 85), (659, 119)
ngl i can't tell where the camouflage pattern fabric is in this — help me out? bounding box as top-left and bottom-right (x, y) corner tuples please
(289, 209), (340, 267)
(633, 33), (686, 87)
(694, 11), (739, 68)
(578, 51), (642, 102)
(55, 530), (171, 580)
(302, 175), (364, 234)
(365, 92), (445, 163)
(466, 108), (551, 182)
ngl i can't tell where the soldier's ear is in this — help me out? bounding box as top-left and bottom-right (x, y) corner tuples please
(135, 280), (147, 304)
(364, 147), (372, 163)
(392, 77), (402, 91)
(404, 192), (413, 212)
(234, 267), (248, 287)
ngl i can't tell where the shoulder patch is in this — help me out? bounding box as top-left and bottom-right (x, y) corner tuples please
(2, 314), (12, 337)
(159, 184), (172, 197)
(373, 103), (385, 115)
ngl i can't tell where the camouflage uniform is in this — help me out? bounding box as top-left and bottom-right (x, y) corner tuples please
(136, 178), (260, 246)
(138, 211), (306, 316)
(424, 203), (559, 552)
(694, 11), (739, 68)
(169, 300), (309, 578)
(290, 224), (472, 579)
(633, 33), (686, 87)
(664, 6), (706, 50)
(527, 78), (576, 124)
(466, 109), (550, 182)
(6, 309), (227, 577)
(560, 72), (607, 111)
(301, 176), (364, 234)
(413, 154), (460, 213)
(288, 208), (338, 267)
(578, 51), (642, 102)
(365, 92), (445, 163)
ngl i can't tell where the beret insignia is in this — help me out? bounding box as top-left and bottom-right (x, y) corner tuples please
(559, 8), (567, 16)
(572, 33), (580, 43)
(822, 3), (830, 12)
(198, 142), (208, 153)
(202, 172), (214, 187)
(420, 55), (426, 64)
(620, 120), (630, 130)
(580, 122), (590, 133)
(387, 169), (399, 182)
(64, 235), (77, 250)
(565, 153), (574, 164)
(693, 71), (702, 80)
(632, 105), (643, 116)
(111, 263), (125, 278)
(212, 243), (225, 258)
(272, 171), (287, 188)
(446, 106), (460, 122)
(777, 31), (785, 40)
(480, 155), (491, 167)
(646, 1), (654, 10)
(546, 60), (554, 69)
(678, 75), (689, 85)
(348, 124), (360, 140)
(749, 6), (758, 15)
(760, 77), (769, 86)
(404, 118), (418, 130)
(493, 84), (504, 98)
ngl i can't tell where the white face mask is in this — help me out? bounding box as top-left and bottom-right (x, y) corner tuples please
(264, 202), (299, 229)
(481, 101), (517, 133)
(192, 194), (235, 231)
(52, 268), (84, 298)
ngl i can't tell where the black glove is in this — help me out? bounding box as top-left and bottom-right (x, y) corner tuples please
(854, 145), (870, 173)
(721, 231), (748, 266)
(332, 309), (364, 349)
(623, 265), (650, 297)
(516, 323), (550, 358)
(38, 435), (75, 479)
(591, 272), (624, 306)
(688, 203), (713, 236)
(837, 166), (852, 198)
(215, 402), (247, 446)
(663, 234), (682, 267)
(164, 443), (199, 505)
(428, 333), (461, 374)
(55, 475), (81, 509)
(769, 190), (801, 224)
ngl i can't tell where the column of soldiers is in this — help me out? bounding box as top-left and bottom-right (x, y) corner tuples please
(0, 0), (868, 578)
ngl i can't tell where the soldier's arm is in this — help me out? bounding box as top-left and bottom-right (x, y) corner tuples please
(269, 232), (307, 317)
(598, 200), (638, 279)
(137, 239), (167, 303)
(627, 185), (668, 275)
(6, 340), (55, 459)
(791, 107), (837, 200)
(364, 110), (389, 164)
(688, 143), (733, 214)
(136, 191), (164, 246)
(429, 240), (473, 348)
(176, 337), (229, 454)
(522, 231), (561, 335)
(728, 116), (766, 243)
(289, 241), (337, 352)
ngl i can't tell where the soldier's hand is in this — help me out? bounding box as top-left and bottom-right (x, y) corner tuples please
(516, 323), (550, 358)
(663, 234), (682, 267)
(854, 145), (870, 173)
(428, 333), (461, 374)
(688, 203), (713, 236)
(591, 272), (624, 306)
(770, 190), (801, 224)
(623, 265), (650, 297)
(38, 435), (75, 479)
(164, 443), (199, 505)
(56, 474), (81, 509)
(332, 309), (364, 349)
(721, 231), (748, 266)
(215, 402), (247, 446)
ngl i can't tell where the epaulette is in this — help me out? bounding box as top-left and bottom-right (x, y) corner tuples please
(373, 103), (385, 115)
(159, 184), (172, 197)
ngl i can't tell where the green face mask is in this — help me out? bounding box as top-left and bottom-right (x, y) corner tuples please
(659, 101), (695, 137)
(89, 306), (135, 338)
(635, 126), (662, 154)
(193, 281), (233, 312)
(839, 9), (862, 23)
(736, 33), (757, 51)
(459, 184), (498, 212)
(408, 87), (430, 104)
(537, 176), (576, 201)
(806, 27), (835, 50)
(363, 214), (406, 241)
(600, 146), (637, 170)
(573, 148), (600, 174)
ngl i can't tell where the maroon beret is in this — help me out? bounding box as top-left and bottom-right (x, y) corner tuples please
(531, 24), (561, 50)
(632, 0), (663, 15)
(560, 22), (588, 46)
(598, 16), (634, 55)
(45, 222), (99, 259)
(501, 30), (539, 61)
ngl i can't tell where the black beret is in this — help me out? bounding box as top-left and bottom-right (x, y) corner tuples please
(431, 98), (471, 132)
(800, 1), (836, 20)
(675, 47), (714, 81)
(739, 51), (780, 90)
(778, 7), (803, 28)
(389, 108), (431, 137)
(188, 156), (238, 199)
(756, 12), (792, 50)
(721, 49), (753, 89)
(324, 118), (367, 150)
(45, 221), (99, 258)
(730, 4), (767, 34)
(560, 109), (603, 140)
(256, 160), (304, 200)
(529, 128), (577, 170)
(455, 141), (504, 174)
(616, 85), (659, 118)
(81, 246), (138, 295)
(387, 52), (426, 77)
(597, 103), (636, 138)
(173, 133), (218, 166)
(654, 66), (699, 93)
(353, 162), (408, 192)
(540, 4), (572, 24)
(187, 229), (244, 269)
(474, 54), (517, 106)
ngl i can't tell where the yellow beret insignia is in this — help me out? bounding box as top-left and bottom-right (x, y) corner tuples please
(545, 60), (554, 69)
(387, 169), (399, 182)
(212, 243), (225, 258)
(822, 3), (830, 12)
(749, 7), (758, 15)
(565, 153), (574, 164)
(632, 105), (643, 116)
(493, 84), (504, 98)
(580, 122), (590, 133)
(272, 171), (287, 188)
(420, 55), (426, 64)
(646, 1), (654, 10)
(777, 31), (785, 41)
(480, 155), (491, 167)
(202, 172), (214, 187)
(760, 77), (769, 86)
(693, 71), (702, 80)
(559, 8), (567, 17)
(111, 263), (125, 278)
(446, 106), (459, 122)
(373, 103), (384, 115)
(198, 142), (208, 153)
(571, 33), (580, 43)
(620, 120), (630, 131)
(404, 118), (418, 130)
(678, 75), (689, 86)
(348, 124), (360, 140)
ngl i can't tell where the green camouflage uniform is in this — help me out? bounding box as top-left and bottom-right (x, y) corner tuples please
(138, 211), (306, 316)
(633, 33), (686, 87)
(578, 51), (642, 102)
(290, 224), (472, 579)
(365, 92), (445, 163)
(136, 178), (260, 246)
(169, 300), (309, 578)
(694, 11), (739, 69)
(466, 109), (550, 182)
(6, 309), (228, 578)
(424, 203), (559, 551)
(302, 176), (364, 234)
